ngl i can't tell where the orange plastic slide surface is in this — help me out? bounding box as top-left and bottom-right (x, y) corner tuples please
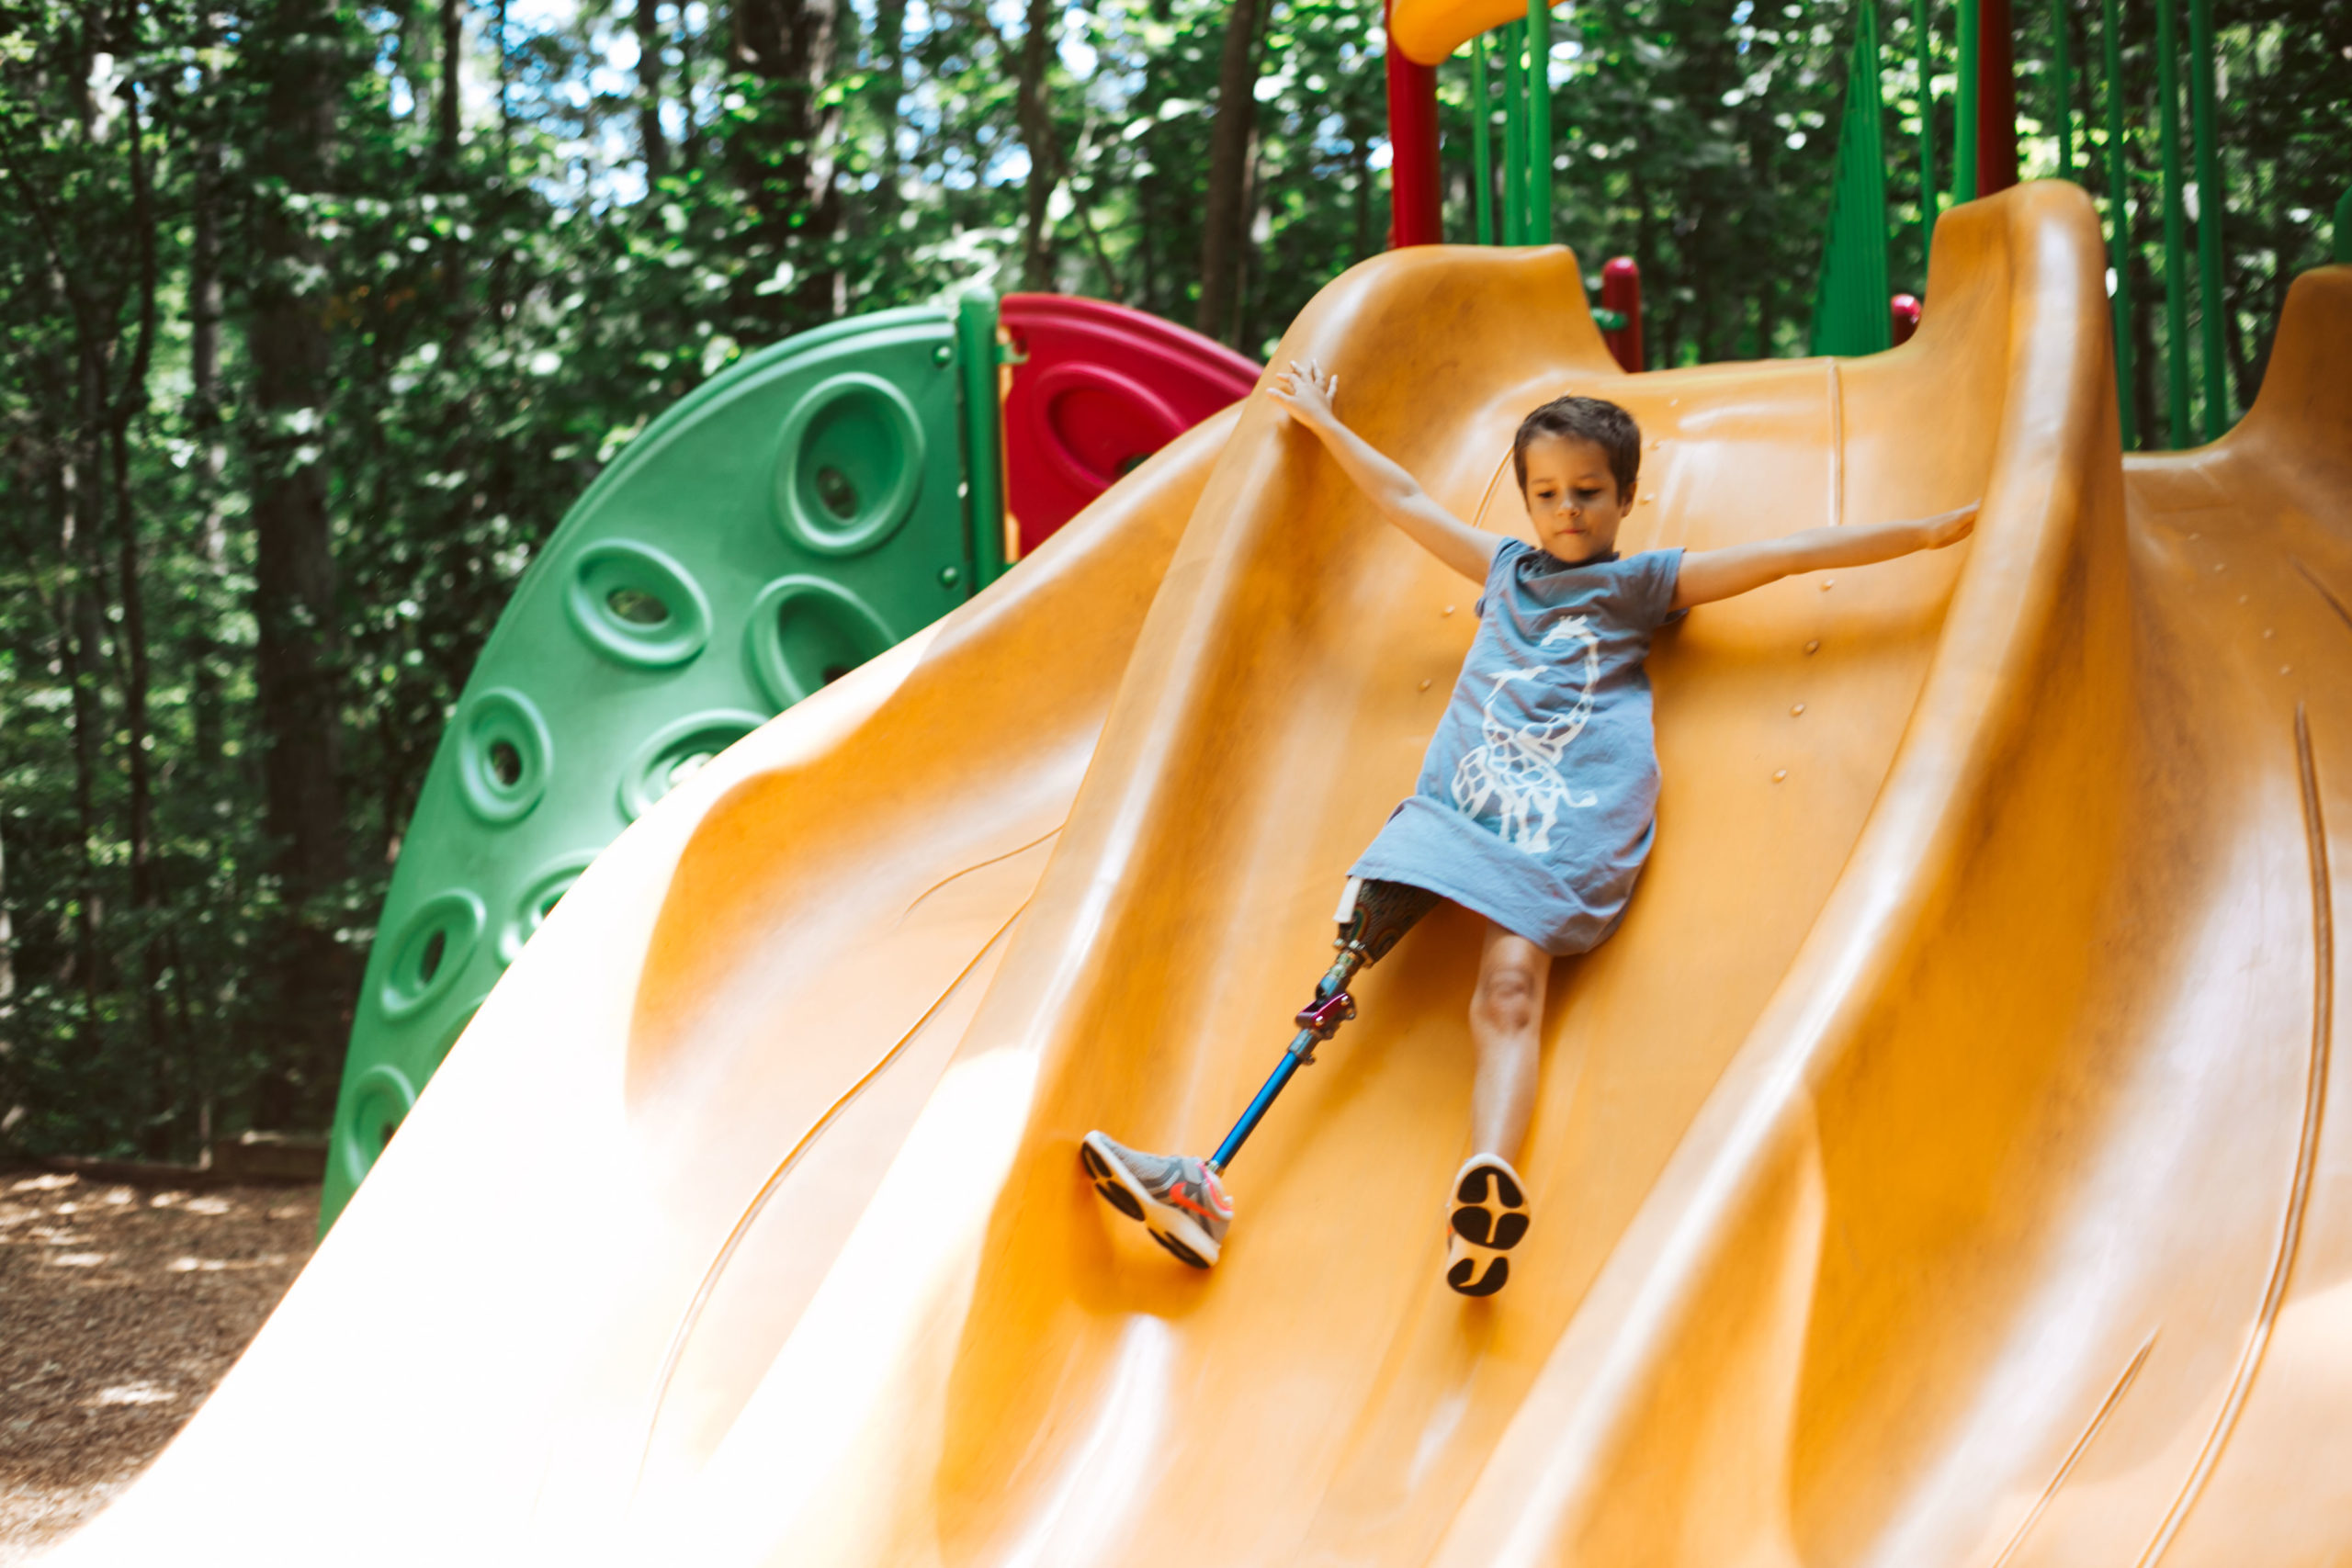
(51, 187), (2352, 1567)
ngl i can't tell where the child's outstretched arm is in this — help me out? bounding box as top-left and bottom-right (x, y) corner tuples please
(1266, 360), (1500, 583)
(1670, 502), (1980, 611)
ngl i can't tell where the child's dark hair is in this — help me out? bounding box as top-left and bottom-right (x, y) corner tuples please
(1512, 395), (1641, 500)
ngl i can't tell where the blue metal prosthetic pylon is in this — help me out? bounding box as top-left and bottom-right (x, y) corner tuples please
(1207, 877), (1441, 1173)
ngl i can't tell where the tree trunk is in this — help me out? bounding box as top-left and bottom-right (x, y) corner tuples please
(111, 72), (161, 962)
(1194, 0), (1266, 343)
(731, 0), (844, 320)
(639, 0), (669, 179)
(677, 0), (700, 165)
(397, 0), (428, 121)
(1232, 129), (1264, 347)
(115, 423), (175, 1155)
(188, 108), (230, 774)
(251, 1), (356, 1127)
(1346, 102), (1373, 263)
(1015, 0), (1058, 288)
(63, 335), (109, 1015)
(868, 0), (907, 220)
(438, 0), (462, 156)
(107, 70), (169, 1151)
(0, 811), (14, 1022)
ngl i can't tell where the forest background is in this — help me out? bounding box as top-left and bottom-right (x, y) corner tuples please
(0, 0), (2344, 1159)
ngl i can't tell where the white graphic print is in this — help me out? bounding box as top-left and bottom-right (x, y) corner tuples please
(1451, 615), (1602, 853)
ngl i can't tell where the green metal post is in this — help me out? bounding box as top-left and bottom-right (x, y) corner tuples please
(1524, 0), (1552, 245)
(1501, 19), (1526, 243)
(2100, 0), (2137, 450)
(1956, 0), (1978, 199)
(2048, 0), (2074, 180)
(1472, 36), (1494, 245)
(956, 291), (1008, 587)
(2185, 0), (2228, 439)
(1914, 0), (1939, 287)
(1808, 0), (1893, 356)
(2154, 0), (2191, 447)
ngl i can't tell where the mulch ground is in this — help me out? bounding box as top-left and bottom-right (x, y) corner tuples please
(0, 1170), (319, 1564)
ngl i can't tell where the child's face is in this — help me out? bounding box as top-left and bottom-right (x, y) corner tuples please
(1521, 434), (1631, 563)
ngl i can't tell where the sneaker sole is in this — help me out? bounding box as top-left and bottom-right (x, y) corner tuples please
(1445, 1252), (1510, 1296)
(1445, 1158), (1529, 1297)
(1080, 1134), (1221, 1269)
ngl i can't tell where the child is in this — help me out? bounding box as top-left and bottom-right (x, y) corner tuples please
(1081, 363), (1977, 1295)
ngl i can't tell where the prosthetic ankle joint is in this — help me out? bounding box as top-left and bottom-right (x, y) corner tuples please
(1209, 877), (1439, 1172)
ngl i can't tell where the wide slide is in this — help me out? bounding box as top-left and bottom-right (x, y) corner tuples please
(53, 186), (2352, 1566)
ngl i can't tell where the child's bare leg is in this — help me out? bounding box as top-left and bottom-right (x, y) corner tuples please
(1446, 921), (1549, 1295)
(1468, 922), (1551, 1163)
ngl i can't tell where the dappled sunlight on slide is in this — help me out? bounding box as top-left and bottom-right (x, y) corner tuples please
(51, 196), (2352, 1567)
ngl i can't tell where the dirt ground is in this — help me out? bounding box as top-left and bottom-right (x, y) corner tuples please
(0, 1170), (319, 1564)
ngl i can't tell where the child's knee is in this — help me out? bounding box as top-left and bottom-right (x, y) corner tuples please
(1472, 965), (1541, 1036)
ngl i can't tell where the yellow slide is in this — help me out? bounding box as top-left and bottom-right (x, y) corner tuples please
(54, 185), (2352, 1567)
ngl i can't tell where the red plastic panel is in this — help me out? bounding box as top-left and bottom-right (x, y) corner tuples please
(1000, 294), (1261, 555)
(1600, 256), (1645, 373)
(1890, 292), (1922, 346)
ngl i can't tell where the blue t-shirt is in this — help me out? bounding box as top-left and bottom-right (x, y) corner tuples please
(1349, 539), (1686, 955)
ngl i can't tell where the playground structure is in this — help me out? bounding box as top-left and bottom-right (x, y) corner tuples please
(332, 0), (2342, 1225)
(56, 0), (2352, 1557)
(322, 293), (1255, 1224)
(56, 181), (2352, 1568)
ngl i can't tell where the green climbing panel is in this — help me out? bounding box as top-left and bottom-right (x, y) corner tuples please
(322, 302), (1002, 1228)
(1808, 0), (1892, 358)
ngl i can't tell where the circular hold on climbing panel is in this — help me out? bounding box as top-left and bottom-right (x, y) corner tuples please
(377, 889), (487, 1022)
(564, 540), (714, 669)
(998, 295), (1260, 556)
(617, 709), (769, 822)
(772, 372), (926, 558)
(1031, 363), (1187, 493)
(337, 1062), (418, 1190)
(746, 575), (898, 709)
(500, 851), (598, 965)
(454, 687), (553, 825)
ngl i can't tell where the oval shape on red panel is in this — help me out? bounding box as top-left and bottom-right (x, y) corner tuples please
(1000, 294), (1260, 557)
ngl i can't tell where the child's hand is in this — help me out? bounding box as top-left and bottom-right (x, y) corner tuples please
(1920, 501), (1980, 548)
(1266, 358), (1342, 435)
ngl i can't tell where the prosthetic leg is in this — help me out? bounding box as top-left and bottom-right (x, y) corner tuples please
(1206, 876), (1440, 1172)
(1080, 877), (1438, 1268)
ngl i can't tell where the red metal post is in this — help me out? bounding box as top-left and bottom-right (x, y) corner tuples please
(1385, 0), (1443, 247)
(1976, 0), (2018, 195)
(1600, 256), (1644, 371)
(1890, 292), (1922, 345)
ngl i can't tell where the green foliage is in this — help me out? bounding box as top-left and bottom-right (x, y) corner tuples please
(1458, 0), (1856, 365)
(2020, 0), (2347, 441)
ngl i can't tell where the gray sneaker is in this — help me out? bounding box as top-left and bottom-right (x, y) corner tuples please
(1080, 1131), (1233, 1268)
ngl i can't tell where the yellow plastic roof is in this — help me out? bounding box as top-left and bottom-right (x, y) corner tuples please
(1390, 0), (1561, 65)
